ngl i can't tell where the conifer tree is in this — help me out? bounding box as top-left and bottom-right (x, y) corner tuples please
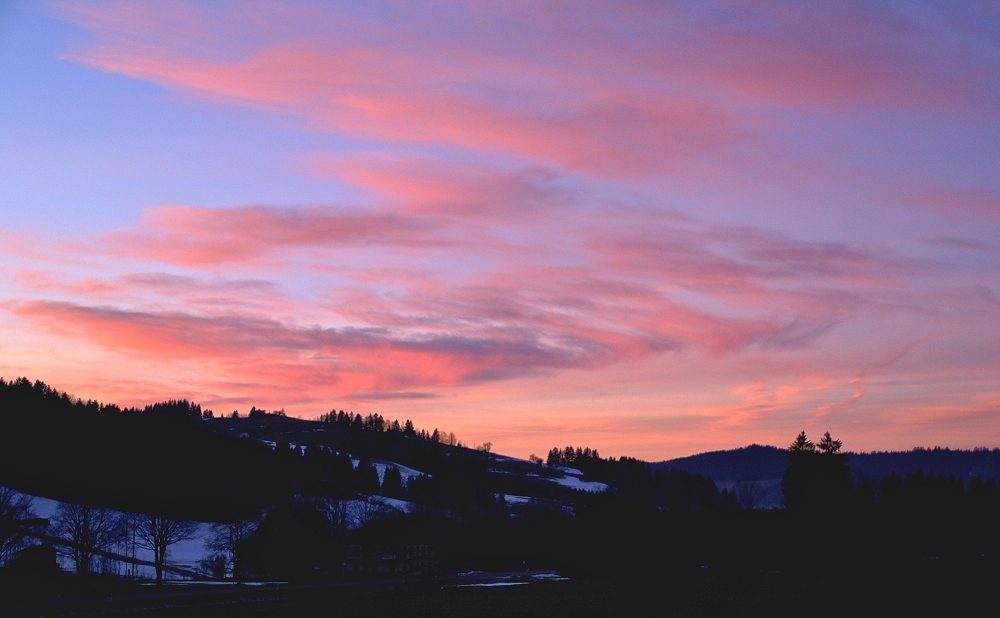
(381, 466), (404, 499)
(790, 431), (816, 452)
(818, 432), (843, 454)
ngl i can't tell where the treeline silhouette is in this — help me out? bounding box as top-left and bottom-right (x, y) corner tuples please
(319, 410), (461, 446)
(1, 378), (999, 610)
(772, 431), (1000, 567)
(0, 378), (290, 520)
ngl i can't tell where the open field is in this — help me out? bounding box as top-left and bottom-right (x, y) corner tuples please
(6, 564), (997, 618)
(136, 569), (1000, 618)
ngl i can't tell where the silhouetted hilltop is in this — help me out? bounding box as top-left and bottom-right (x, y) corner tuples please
(850, 447), (1000, 482)
(0, 378), (293, 521)
(0, 377), (730, 530)
(655, 444), (1000, 483)
(654, 444), (787, 482)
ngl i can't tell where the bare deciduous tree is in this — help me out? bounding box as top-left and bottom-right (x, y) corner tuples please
(734, 477), (766, 510)
(349, 496), (390, 529)
(0, 487), (37, 566)
(317, 497), (350, 536)
(317, 495), (389, 533)
(132, 514), (198, 584)
(51, 503), (122, 574)
(207, 516), (259, 582)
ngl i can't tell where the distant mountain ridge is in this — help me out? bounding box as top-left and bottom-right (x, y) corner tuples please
(654, 444), (1000, 484)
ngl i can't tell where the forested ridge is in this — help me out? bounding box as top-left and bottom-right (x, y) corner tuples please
(0, 378), (291, 520)
(1, 377), (999, 611)
(656, 442), (1000, 484)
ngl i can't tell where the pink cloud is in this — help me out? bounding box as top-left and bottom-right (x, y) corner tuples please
(8, 300), (600, 390)
(8, 213), (882, 399)
(682, 3), (997, 114)
(59, 2), (748, 177)
(102, 204), (443, 266)
(927, 236), (1000, 256)
(897, 185), (1000, 219)
(66, 195), (935, 367)
(589, 215), (919, 312)
(7, 267), (305, 324)
(58, 1), (999, 181)
(314, 156), (573, 219)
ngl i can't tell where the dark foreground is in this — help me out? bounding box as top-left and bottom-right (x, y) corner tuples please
(4, 564), (996, 617)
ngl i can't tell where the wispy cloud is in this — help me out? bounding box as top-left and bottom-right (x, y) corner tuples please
(9, 299), (605, 390)
(99, 204), (444, 266)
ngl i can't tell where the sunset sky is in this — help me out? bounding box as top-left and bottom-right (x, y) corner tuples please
(1, 1), (998, 460)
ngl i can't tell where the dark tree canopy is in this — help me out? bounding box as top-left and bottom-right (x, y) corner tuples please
(0, 377), (293, 520)
(782, 431), (850, 512)
(381, 466), (404, 499)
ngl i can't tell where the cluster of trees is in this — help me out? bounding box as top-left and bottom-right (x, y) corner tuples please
(542, 445), (664, 490)
(251, 439), (408, 501)
(247, 406), (285, 419)
(325, 454), (406, 501)
(777, 430), (1000, 514)
(546, 446), (602, 468)
(124, 399), (208, 422)
(319, 410), (460, 446)
(775, 431), (1000, 567)
(780, 431), (851, 512)
(0, 487), (263, 584)
(0, 379), (209, 424)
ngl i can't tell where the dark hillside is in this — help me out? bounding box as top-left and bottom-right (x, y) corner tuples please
(850, 447), (1000, 482)
(654, 444), (786, 482)
(0, 378), (294, 521)
(655, 444), (1000, 485)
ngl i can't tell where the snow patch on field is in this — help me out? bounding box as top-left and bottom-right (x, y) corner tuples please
(30, 495), (60, 519)
(525, 471), (609, 493)
(168, 523), (211, 571)
(18, 493), (211, 578)
(370, 495), (415, 513)
(550, 465), (585, 477)
(446, 570), (569, 588)
(350, 458), (427, 484)
(446, 581), (529, 588)
(546, 475), (609, 493)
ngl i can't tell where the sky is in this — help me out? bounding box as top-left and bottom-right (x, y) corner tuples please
(1, 0), (998, 460)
